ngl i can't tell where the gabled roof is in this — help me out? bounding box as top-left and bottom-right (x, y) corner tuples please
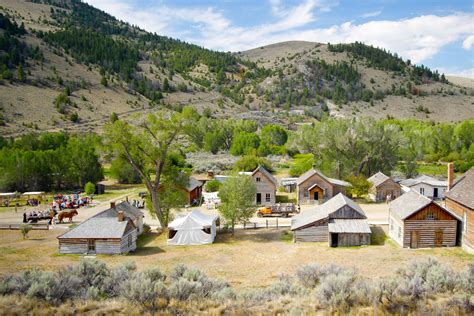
(400, 175), (447, 188)
(186, 177), (203, 191)
(296, 169), (350, 187)
(368, 172), (390, 188)
(445, 168), (474, 210)
(389, 190), (459, 220)
(58, 217), (134, 239)
(291, 193), (365, 230)
(94, 201), (144, 221)
(252, 165), (279, 186)
(168, 210), (218, 230)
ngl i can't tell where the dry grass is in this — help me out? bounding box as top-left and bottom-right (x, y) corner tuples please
(0, 227), (472, 290)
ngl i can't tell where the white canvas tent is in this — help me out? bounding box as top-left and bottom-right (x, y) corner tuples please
(167, 210), (218, 245)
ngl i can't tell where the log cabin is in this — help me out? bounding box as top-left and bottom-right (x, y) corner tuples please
(95, 201), (144, 234)
(296, 169), (351, 204)
(57, 208), (137, 254)
(445, 165), (474, 253)
(389, 190), (460, 248)
(251, 165), (278, 206)
(291, 193), (371, 247)
(367, 171), (402, 202)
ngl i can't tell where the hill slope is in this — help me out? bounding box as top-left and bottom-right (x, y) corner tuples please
(0, 0), (473, 136)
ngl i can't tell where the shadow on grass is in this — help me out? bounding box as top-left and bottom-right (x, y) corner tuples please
(215, 228), (289, 244)
(131, 232), (164, 256)
(371, 226), (387, 245)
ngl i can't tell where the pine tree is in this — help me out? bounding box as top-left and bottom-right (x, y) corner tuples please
(17, 64), (25, 82)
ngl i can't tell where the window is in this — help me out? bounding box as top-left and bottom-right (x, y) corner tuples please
(426, 211), (435, 220)
(266, 193), (271, 202)
(87, 239), (95, 252)
(419, 187), (425, 195)
(256, 177), (261, 182)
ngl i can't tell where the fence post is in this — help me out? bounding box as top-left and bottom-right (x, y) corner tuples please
(266, 219), (268, 229)
(276, 218), (279, 229)
(244, 222), (246, 229)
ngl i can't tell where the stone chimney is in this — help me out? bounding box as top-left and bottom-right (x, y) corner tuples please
(110, 201), (116, 209)
(118, 211), (125, 222)
(447, 163), (454, 191)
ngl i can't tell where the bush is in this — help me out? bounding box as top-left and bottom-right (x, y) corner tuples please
(233, 155), (273, 172)
(84, 182), (95, 195)
(316, 271), (357, 311)
(204, 179), (220, 192)
(20, 224), (32, 239)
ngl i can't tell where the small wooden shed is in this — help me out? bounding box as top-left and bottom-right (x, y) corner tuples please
(367, 171), (401, 202)
(57, 210), (137, 254)
(185, 177), (203, 206)
(389, 190), (460, 248)
(291, 193), (371, 246)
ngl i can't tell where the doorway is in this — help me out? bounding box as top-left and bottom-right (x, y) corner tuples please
(331, 233), (338, 247)
(313, 192), (319, 201)
(256, 193), (261, 204)
(410, 231), (419, 248)
(434, 230), (443, 247)
(433, 188), (439, 198)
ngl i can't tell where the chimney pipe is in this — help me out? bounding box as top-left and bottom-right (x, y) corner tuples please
(118, 211), (124, 222)
(110, 201), (116, 209)
(447, 163), (454, 191)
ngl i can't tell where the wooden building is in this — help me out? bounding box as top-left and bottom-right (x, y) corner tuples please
(185, 177), (203, 206)
(445, 165), (474, 253)
(296, 169), (351, 204)
(291, 193), (371, 246)
(95, 201), (144, 234)
(367, 171), (402, 202)
(389, 190), (459, 248)
(251, 166), (278, 206)
(400, 175), (447, 200)
(57, 207), (137, 254)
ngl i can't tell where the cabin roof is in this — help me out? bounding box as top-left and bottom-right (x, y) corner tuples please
(252, 165), (279, 186)
(58, 217), (133, 239)
(94, 201), (144, 221)
(291, 193), (365, 230)
(400, 175), (447, 188)
(296, 169), (350, 187)
(445, 167), (474, 210)
(368, 171), (390, 187)
(328, 219), (371, 234)
(186, 177), (203, 191)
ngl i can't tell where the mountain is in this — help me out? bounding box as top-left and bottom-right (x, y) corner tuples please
(0, 0), (473, 136)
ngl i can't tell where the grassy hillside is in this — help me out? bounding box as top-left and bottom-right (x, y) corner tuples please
(0, 0), (473, 137)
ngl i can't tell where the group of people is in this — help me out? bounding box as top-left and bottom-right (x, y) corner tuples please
(131, 198), (145, 209)
(51, 193), (91, 211)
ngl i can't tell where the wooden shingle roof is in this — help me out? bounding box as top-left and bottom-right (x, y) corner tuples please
(296, 169), (350, 187)
(252, 165), (278, 186)
(368, 171), (390, 187)
(445, 168), (474, 210)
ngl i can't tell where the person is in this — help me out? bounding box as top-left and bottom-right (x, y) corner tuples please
(49, 209), (56, 226)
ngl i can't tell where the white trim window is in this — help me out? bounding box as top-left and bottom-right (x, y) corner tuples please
(419, 187), (425, 195)
(265, 193), (271, 202)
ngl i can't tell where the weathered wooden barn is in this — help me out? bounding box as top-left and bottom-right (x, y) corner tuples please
(57, 209), (137, 254)
(389, 190), (460, 248)
(367, 171), (402, 202)
(296, 169), (351, 204)
(291, 193), (371, 247)
(251, 165), (278, 205)
(445, 165), (474, 253)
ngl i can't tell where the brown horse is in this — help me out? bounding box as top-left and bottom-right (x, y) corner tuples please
(58, 210), (78, 223)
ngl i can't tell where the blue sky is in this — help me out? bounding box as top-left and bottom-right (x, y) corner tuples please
(85, 0), (474, 77)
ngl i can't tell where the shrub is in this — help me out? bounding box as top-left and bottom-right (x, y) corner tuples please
(84, 182), (95, 195)
(20, 224), (32, 239)
(233, 155), (273, 172)
(204, 179), (221, 192)
(316, 271), (357, 311)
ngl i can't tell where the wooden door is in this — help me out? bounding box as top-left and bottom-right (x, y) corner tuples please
(410, 231), (419, 248)
(256, 193), (261, 204)
(434, 230), (443, 247)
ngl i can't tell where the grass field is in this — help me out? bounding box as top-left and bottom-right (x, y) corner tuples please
(0, 226), (472, 289)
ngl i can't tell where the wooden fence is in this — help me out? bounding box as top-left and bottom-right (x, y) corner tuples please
(0, 223), (49, 230)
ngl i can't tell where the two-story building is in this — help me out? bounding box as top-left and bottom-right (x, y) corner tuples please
(296, 169), (350, 204)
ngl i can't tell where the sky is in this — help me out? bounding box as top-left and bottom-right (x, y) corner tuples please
(84, 0), (474, 77)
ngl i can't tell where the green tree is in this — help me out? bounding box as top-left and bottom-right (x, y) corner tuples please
(218, 175), (256, 234)
(110, 112), (119, 123)
(204, 179), (221, 192)
(17, 64), (25, 82)
(345, 175), (370, 198)
(84, 181), (95, 195)
(103, 108), (193, 229)
(110, 157), (142, 184)
(261, 124), (288, 146)
(230, 132), (260, 156)
(233, 155), (272, 172)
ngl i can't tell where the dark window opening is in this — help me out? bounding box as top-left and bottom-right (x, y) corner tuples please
(202, 227), (211, 234)
(169, 229), (177, 239)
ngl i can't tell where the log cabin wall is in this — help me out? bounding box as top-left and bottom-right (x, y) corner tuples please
(294, 219), (328, 242)
(336, 233), (370, 246)
(446, 198), (474, 252)
(329, 205), (366, 219)
(59, 239), (88, 254)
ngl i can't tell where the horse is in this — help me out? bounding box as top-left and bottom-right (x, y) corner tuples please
(58, 210), (78, 223)
(23, 209), (57, 224)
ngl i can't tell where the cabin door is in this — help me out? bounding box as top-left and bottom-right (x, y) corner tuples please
(313, 192), (319, 201)
(433, 188), (439, 198)
(331, 233), (338, 247)
(256, 193), (261, 204)
(434, 230), (443, 247)
(410, 231), (419, 249)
